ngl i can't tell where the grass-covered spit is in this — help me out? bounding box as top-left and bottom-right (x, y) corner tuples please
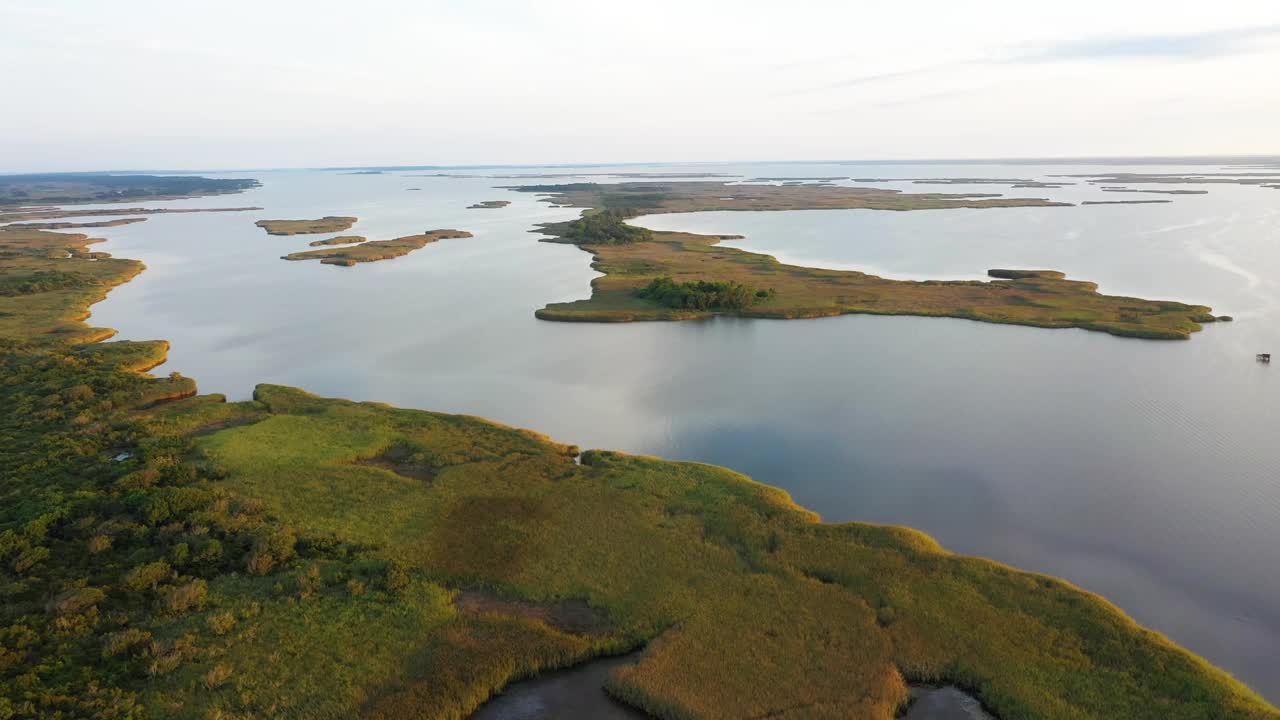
(518, 182), (1223, 339)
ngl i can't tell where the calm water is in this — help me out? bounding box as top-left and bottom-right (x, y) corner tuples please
(66, 162), (1279, 700)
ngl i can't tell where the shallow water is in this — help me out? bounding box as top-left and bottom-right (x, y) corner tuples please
(465, 655), (990, 720)
(468, 654), (646, 720)
(904, 686), (995, 720)
(68, 162), (1280, 701)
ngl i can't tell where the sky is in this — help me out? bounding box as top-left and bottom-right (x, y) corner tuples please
(2, 0), (1279, 171)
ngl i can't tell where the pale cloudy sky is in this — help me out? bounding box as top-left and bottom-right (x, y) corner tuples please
(2, 0), (1279, 171)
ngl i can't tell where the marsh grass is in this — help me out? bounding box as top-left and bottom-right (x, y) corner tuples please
(282, 229), (473, 266)
(535, 230), (1216, 340)
(255, 217), (357, 236)
(182, 387), (1277, 720)
(518, 182), (1218, 339)
(1, 224), (1272, 720)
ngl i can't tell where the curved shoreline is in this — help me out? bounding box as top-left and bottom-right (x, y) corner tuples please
(1, 216), (1274, 719)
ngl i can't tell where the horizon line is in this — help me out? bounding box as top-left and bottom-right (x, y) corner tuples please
(4, 152), (1280, 176)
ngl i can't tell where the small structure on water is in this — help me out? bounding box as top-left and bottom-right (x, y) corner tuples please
(1258, 353), (1272, 363)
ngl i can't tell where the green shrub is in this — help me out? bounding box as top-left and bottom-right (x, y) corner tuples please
(122, 560), (172, 592)
(562, 210), (653, 245)
(162, 579), (208, 614)
(638, 276), (774, 311)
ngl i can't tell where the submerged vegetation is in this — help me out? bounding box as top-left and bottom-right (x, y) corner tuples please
(282, 229), (473, 266)
(520, 182), (1222, 339)
(0, 219), (1274, 719)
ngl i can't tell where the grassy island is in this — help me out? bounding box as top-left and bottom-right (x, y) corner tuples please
(467, 200), (511, 209)
(255, 216), (358, 235)
(1082, 200), (1173, 206)
(283, 229), (472, 266)
(513, 183), (1219, 339)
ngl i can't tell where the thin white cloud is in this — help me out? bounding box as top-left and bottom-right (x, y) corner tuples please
(2, 0), (1279, 170)
(1009, 23), (1280, 62)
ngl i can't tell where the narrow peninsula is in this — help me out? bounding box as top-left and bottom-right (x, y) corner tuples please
(307, 235), (367, 247)
(0, 172), (259, 206)
(282, 228), (472, 266)
(0, 221), (1274, 720)
(513, 182), (1222, 340)
(0, 206), (261, 224)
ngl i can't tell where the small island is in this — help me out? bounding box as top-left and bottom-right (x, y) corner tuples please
(1101, 187), (1209, 195)
(255, 216), (357, 235)
(466, 200), (511, 209)
(512, 182), (1219, 339)
(283, 229), (472, 266)
(1082, 200), (1173, 205)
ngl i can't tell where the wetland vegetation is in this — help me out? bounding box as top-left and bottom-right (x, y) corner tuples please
(0, 207), (261, 224)
(307, 235), (367, 247)
(254, 217), (358, 236)
(514, 180), (1069, 213)
(1055, 172), (1280, 188)
(2, 208), (1280, 717)
(849, 178), (1074, 189)
(0, 222), (1275, 720)
(0, 173), (259, 207)
(517, 182), (1221, 339)
(1082, 200), (1172, 205)
(282, 229), (472, 266)
(3, 218), (149, 230)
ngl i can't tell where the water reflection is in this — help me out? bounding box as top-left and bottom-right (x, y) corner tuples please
(83, 164), (1280, 700)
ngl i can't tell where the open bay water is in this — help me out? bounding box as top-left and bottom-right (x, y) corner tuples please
(72, 162), (1279, 700)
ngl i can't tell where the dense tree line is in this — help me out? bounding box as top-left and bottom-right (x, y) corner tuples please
(637, 276), (774, 311)
(0, 270), (91, 297)
(561, 210), (653, 245)
(0, 174), (259, 206)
